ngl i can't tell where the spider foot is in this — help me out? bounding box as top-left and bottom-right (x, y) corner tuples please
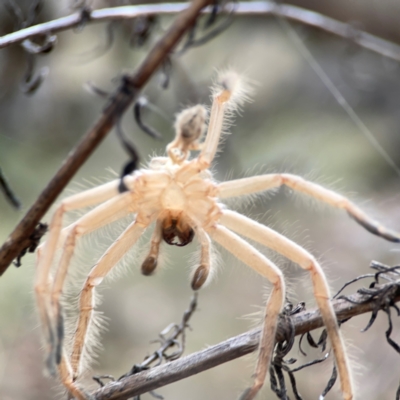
(348, 211), (400, 243)
(45, 352), (57, 378)
(66, 384), (94, 400)
(238, 385), (260, 400)
(55, 308), (65, 363)
(44, 304), (65, 377)
(44, 323), (58, 377)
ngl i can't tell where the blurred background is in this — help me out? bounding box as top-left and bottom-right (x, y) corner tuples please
(1, 0), (400, 399)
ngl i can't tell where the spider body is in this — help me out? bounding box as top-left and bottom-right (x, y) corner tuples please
(134, 158), (219, 234)
(131, 157), (220, 286)
(35, 71), (399, 400)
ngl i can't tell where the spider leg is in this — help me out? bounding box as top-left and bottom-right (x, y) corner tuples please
(49, 193), (135, 373)
(198, 90), (228, 169)
(218, 173), (400, 242)
(36, 179), (123, 279)
(191, 226), (211, 290)
(35, 180), (126, 376)
(70, 217), (150, 378)
(198, 71), (243, 170)
(141, 219), (162, 275)
(208, 224), (285, 400)
(221, 210), (353, 400)
(57, 354), (88, 400)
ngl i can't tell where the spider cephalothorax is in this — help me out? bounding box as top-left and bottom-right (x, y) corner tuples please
(35, 71), (399, 400)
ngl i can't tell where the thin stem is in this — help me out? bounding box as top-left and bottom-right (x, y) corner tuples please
(92, 281), (400, 400)
(1, 2), (400, 63)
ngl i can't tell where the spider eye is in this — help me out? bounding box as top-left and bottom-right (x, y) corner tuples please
(161, 216), (194, 247)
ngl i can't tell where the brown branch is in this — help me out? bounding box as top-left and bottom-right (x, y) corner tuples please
(2, 0), (400, 275)
(0, 0), (212, 276)
(92, 281), (400, 400)
(2, 2), (400, 62)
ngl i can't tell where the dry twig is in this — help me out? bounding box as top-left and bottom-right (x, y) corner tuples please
(1, 2), (400, 62)
(0, 0), (212, 276)
(92, 277), (400, 400)
(93, 294), (198, 400)
(122, 293), (198, 375)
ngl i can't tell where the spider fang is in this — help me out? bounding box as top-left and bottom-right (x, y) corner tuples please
(161, 213), (194, 247)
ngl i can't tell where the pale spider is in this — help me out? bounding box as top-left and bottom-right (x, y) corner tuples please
(35, 71), (400, 400)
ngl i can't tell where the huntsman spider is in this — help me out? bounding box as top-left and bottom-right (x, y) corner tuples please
(35, 71), (400, 400)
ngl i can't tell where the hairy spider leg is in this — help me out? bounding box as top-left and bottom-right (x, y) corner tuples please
(198, 89), (228, 168)
(208, 225), (285, 400)
(197, 71), (246, 170)
(191, 226), (212, 290)
(141, 219), (163, 275)
(216, 172), (400, 399)
(50, 193), (135, 371)
(51, 218), (147, 400)
(35, 180), (124, 375)
(218, 173), (400, 243)
(220, 210), (353, 400)
(70, 218), (150, 379)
